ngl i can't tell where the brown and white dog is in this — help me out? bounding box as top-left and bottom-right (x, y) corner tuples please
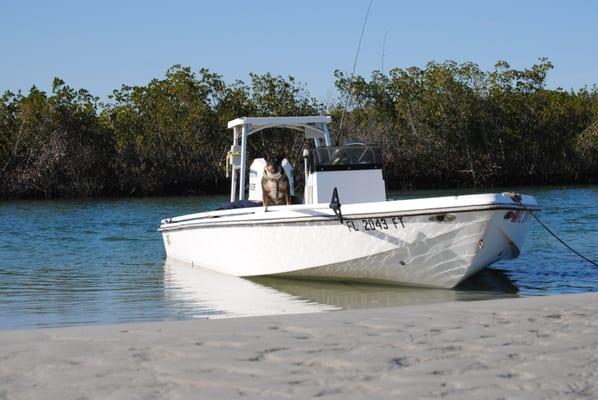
(262, 157), (291, 210)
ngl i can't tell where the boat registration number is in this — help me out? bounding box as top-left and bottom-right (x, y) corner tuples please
(345, 217), (405, 232)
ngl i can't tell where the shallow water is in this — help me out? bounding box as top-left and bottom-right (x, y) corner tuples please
(0, 186), (596, 330)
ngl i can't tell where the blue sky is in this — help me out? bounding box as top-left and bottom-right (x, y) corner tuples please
(1, 0), (597, 101)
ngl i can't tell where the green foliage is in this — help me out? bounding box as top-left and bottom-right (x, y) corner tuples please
(0, 60), (595, 198)
(104, 65), (219, 194)
(0, 81), (112, 197)
(576, 119), (598, 170)
(334, 59), (597, 188)
(99, 67), (321, 195)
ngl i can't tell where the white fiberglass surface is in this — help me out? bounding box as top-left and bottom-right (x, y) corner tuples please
(162, 193), (538, 228)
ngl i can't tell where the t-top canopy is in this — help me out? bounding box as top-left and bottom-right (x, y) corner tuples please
(227, 116), (332, 142)
(227, 115), (332, 202)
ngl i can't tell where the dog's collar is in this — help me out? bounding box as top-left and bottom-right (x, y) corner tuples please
(264, 169), (282, 181)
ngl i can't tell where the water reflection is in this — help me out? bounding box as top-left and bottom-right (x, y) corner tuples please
(163, 259), (340, 318)
(164, 258), (518, 318)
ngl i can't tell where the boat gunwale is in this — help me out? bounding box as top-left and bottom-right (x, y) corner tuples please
(159, 203), (539, 232)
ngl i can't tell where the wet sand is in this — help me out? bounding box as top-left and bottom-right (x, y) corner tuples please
(1, 292), (597, 399)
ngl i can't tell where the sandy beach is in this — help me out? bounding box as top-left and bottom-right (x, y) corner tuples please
(1, 292), (597, 399)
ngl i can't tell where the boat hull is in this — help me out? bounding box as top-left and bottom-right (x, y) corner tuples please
(160, 194), (536, 288)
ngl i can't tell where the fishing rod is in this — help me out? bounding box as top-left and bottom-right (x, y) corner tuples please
(339, 0), (374, 131)
(381, 30), (389, 74)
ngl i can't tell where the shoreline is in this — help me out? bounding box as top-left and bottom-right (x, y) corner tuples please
(1, 183), (596, 202)
(1, 292), (596, 399)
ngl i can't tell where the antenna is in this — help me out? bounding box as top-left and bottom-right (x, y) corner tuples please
(339, 0), (374, 131)
(381, 31), (389, 74)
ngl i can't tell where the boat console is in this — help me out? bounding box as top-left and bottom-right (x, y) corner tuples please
(304, 143), (386, 204)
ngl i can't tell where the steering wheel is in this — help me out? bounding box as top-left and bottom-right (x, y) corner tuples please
(357, 146), (377, 164)
(332, 148), (350, 165)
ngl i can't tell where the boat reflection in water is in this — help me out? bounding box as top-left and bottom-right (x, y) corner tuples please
(163, 258), (340, 318)
(163, 258), (518, 319)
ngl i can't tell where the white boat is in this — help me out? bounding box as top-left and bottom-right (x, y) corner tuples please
(160, 116), (539, 288)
